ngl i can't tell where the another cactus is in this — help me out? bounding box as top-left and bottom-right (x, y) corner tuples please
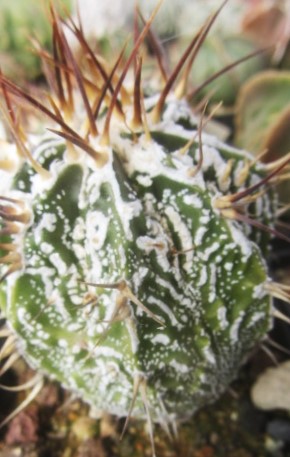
(235, 71), (290, 156)
(235, 71), (290, 205)
(183, 35), (266, 105)
(0, 2), (289, 445)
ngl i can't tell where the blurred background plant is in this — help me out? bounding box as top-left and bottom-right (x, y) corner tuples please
(0, 0), (71, 80)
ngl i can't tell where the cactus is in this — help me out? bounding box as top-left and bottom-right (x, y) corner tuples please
(0, 1), (289, 447)
(235, 71), (290, 158)
(182, 35), (266, 105)
(235, 71), (290, 206)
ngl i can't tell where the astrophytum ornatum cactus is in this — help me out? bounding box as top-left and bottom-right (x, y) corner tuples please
(0, 1), (288, 440)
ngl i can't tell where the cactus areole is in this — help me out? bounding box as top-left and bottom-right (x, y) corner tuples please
(0, 4), (277, 426)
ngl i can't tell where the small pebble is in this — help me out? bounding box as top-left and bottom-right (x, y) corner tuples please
(71, 417), (98, 441)
(251, 360), (290, 410)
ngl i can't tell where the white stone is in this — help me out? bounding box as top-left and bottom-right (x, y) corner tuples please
(251, 360), (290, 411)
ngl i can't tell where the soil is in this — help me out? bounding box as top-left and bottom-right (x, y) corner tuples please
(0, 343), (290, 457)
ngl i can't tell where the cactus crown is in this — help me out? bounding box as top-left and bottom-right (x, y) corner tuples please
(0, 1), (290, 452)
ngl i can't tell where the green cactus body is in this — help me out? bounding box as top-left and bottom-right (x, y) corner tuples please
(0, 93), (274, 421)
(0, 6), (278, 428)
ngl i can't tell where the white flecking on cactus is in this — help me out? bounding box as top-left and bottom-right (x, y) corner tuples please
(0, 1), (289, 442)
